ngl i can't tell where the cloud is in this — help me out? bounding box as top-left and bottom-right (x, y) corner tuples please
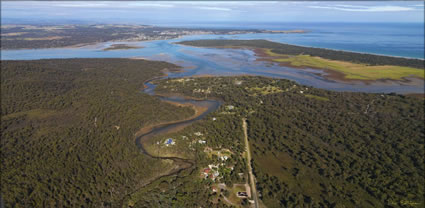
(56, 2), (240, 12)
(128, 3), (175, 8)
(309, 5), (418, 12)
(51, 2), (175, 8)
(171, 1), (278, 6)
(196, 6), (232, 11)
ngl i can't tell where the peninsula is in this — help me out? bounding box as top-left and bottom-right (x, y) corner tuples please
(178, 39), (425, 82)
(102, 44), (143, 51)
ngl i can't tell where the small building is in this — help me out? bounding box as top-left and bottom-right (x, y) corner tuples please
(237, 192), (248, 197)
(208, 164), (219, 170)
(194, 132), (203, 136)
(204, 168), (211, 174)
(198, 140), (206, 144)
(234, 80), (243, 85)
(202, 168), (211, 179)
(212, 117), (217, 121)
(164, 138), (175, 146)
(226, 105), (235, 110)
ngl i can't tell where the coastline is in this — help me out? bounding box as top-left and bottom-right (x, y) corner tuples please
(3, 33), (423, 60)
(261, 40), (425, 61)
(176, 40), (424, 85)
(252, 48), (425, 84)
(176, 41), (425, 62)
(0, 29), (306, 51)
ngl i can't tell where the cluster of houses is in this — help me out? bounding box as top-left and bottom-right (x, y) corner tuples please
(193, 88), (212, 94)
(202, 165), (220, 180)
(204, 147), (231, 161)
(200, 148), (234, 181)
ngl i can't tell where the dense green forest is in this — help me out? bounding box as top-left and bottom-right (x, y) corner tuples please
(2, 58), (423, 207)
(154, 76), (424, 208)
(0, 59), (195, 207)
(178, 39), (425, 69)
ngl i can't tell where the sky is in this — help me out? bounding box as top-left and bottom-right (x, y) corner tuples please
(1, 1), (424, 25)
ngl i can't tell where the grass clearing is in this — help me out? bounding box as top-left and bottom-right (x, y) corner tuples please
(226, 184), (247, 205)
(271, 54), (424, 80)
(304, 94), (330, 101)
(263, 48), (424, 81)
(264, 48), (290, 58)
(2, 109), (58, 120)
(254, 152), (295, 180)
(206, 149), (232, 158)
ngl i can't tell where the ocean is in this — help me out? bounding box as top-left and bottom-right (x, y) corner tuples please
(164, 22), (425, 59)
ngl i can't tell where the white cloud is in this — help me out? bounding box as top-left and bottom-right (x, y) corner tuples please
(172, 1), (278, 6)
(52, 2), (175, 8)
(309, 5), (418, 12)
(196, 6), (232, 11)
(128, 3), (175, 8)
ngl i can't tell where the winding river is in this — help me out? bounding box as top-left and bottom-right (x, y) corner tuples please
(137, 78), (220, 158)
(123, 76), (221, 203)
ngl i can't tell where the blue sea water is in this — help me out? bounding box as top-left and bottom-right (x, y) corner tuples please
(169, 22), (425, 59)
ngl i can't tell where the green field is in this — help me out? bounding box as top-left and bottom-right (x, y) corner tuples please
(266, 49), (424, 81)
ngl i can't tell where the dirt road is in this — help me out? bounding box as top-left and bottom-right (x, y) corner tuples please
(243, 118), (260, 208)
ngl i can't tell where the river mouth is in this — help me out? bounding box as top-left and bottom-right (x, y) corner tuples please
(2, 32), (423, 94)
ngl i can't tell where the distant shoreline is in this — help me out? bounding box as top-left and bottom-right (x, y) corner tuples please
(0, 24), (309, 50)
(177, 39), (425, 68)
